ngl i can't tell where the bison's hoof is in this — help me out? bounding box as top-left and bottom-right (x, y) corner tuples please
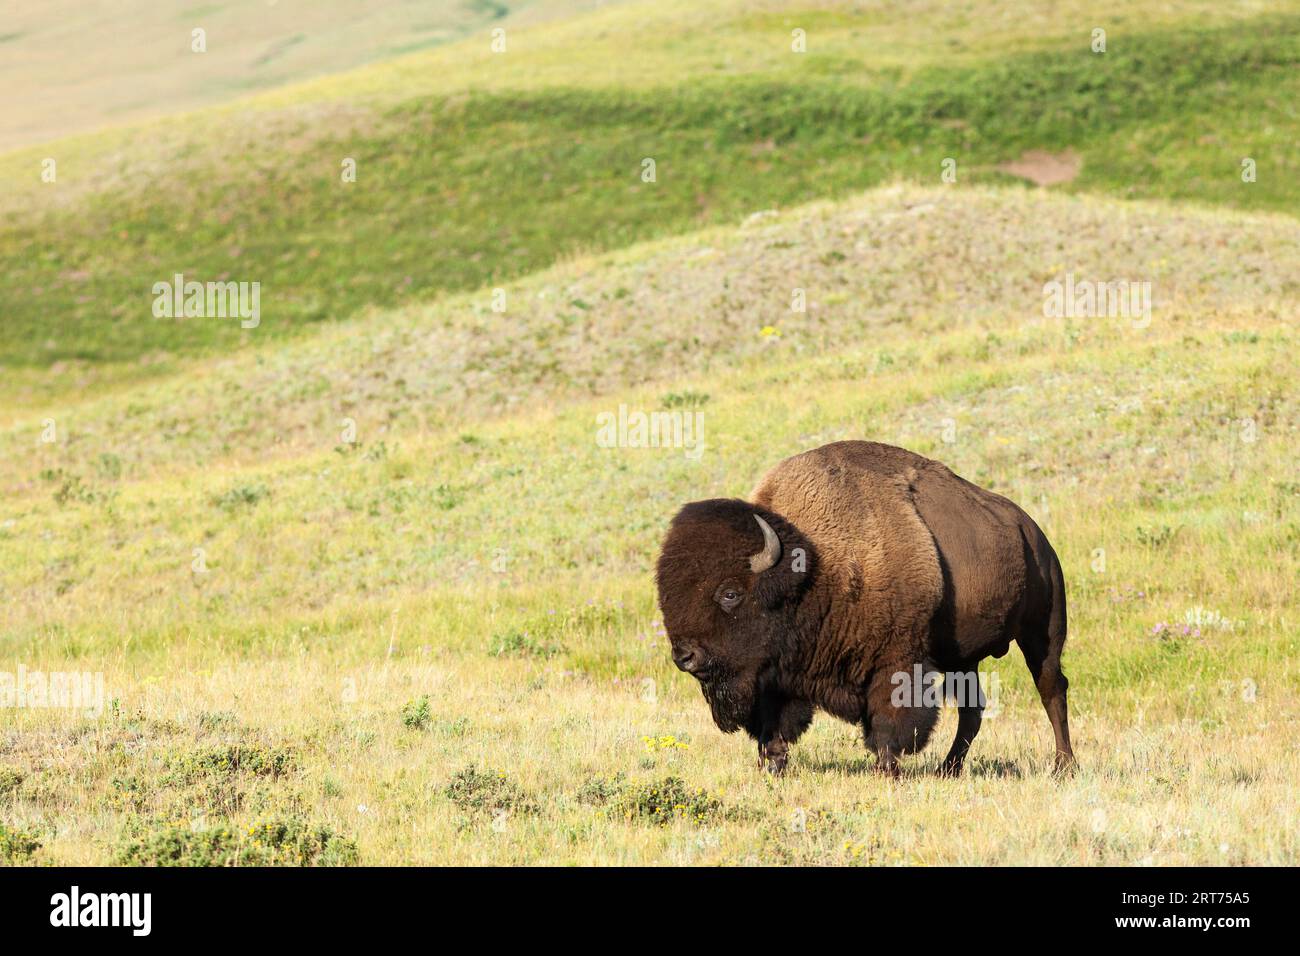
(1052, 753), (1078, 776)
(874, 758), (901, 780)
(757, 741), (788, 776)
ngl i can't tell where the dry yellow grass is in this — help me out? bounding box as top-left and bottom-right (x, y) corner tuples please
(6, 646), (1296, 865)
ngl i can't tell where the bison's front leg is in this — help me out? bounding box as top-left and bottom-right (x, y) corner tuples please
(757, 737), (788, 775)
(755, 698), (813, 776)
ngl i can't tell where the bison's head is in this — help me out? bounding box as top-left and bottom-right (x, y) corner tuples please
(655, 499), (814, 733)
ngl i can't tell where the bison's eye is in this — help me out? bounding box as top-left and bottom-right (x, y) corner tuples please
(713, 583), (744, 613)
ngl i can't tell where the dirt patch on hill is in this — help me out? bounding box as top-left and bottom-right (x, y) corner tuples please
(998, 149), (1082, 186)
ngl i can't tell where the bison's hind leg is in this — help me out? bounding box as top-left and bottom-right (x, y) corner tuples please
(1022, 648), (1074, 775)
(939, 703), (983, 777)
(1018, 556), (1076, 774)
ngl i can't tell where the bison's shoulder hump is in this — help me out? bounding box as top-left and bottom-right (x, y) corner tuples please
(752, 443), (945, 617)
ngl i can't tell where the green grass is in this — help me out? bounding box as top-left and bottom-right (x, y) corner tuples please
(3, 10), (1300, 371)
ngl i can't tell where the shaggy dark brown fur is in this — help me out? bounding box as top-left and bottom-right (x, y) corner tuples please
(655, 440), (1074, 777)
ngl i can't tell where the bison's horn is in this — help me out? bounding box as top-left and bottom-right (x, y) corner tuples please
(749, 514), (782, 573)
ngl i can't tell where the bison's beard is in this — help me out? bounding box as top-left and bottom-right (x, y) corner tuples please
(699, 671), (757, 734)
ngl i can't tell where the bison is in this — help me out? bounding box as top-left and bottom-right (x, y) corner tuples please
(655, 440), (1074, 777)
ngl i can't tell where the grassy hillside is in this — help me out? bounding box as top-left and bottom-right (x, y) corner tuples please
(1, 0), (1297, 866)
(2, 185), (1297, 864)
(2, 1), (1299, 382)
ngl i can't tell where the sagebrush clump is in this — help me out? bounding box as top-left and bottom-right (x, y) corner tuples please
(115, 817), (358, 866)
(0, 824), (42, 863)
(444, 766), (540, 818)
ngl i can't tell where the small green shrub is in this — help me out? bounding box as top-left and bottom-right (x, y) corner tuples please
(96, 453), (124, 480)
(401, 695), (432, 730)
(575, 772), (627, 806)
(435, 716), (471, 737)
(610, 776), (727, 827)
(211, 483), (270, 512)
(0, 767), (24, 796)
(1136, 524), (1177, 548)
(42, 469), (113, 507)
(661, 390), (710, 409)
(432, 483), (462, 510)
(115, 818), (358, 866)
(444, 766), (540, 817)
(109, 774), (151, 812)
(163, 744), (296, 784)
(0, 824), (42, 862)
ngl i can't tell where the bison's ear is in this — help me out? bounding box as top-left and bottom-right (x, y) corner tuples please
(750, 511), (814, 611)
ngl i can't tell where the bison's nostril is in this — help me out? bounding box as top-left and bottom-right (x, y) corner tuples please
(673, 648), (700, 673)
